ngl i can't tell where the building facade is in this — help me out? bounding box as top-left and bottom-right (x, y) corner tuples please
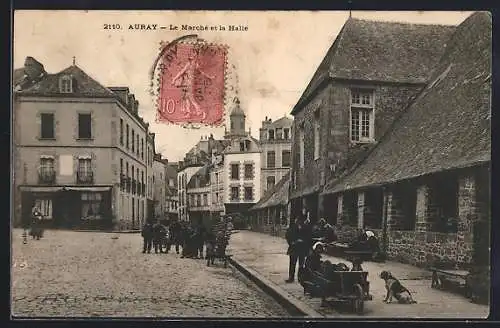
(259, 116), (292, 196)
(320, 12), (491, 268)
(289, 17), (455, 225)
(153, 153), (168, 220)
(186, 165), (212, 227)
(165, 162), (179, 222)
(222, 98), (262, 218)
(13, 58), (153, 230)
(177, 164), (203, 222)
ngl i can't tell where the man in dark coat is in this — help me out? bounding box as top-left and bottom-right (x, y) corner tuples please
(285, 218), (310, 283)
(152, 220), (167, 254)
(168, 220), (182, 254)
(141, 221), (153, 253)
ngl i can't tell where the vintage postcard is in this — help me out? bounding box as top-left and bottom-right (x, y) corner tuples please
(11, 10), (491, 319)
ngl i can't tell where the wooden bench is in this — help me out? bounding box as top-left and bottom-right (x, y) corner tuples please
(430, 267), (469, 292)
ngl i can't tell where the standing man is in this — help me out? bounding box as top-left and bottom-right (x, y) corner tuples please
(168, 219), (182, 254)
(152, 219), (166, 254)
(285, 218), (309, 283)
(141, 221), (153, 254)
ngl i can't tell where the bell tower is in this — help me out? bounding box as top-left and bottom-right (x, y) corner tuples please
(229, 97), (246, 136)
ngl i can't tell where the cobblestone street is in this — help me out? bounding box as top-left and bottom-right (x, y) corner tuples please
(11, 229), (288, 318)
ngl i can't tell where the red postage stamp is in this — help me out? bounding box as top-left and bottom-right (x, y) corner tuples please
(156, 40), (228, 126)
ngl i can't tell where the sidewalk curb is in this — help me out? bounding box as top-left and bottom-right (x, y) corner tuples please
(73, 230), (141, 234)
(228, 256), (324, 318)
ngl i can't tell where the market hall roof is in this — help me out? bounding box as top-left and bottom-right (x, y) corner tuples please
(323, 12), (491, 195)
(291, 17), (456, 115)
(251, 172), (290, 211)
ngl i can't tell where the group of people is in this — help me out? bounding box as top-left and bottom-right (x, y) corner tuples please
(141, 216), (233, 260)
(285, 213), (381, 283)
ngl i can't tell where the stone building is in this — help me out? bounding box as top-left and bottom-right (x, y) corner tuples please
(259, 116), (293, 196)
(289, 16), (456, 224)
(321, 12), (491, 268)
(222, 98), (262, 218)
(13, 58), (155, 230)
(146, 132), (155, 222)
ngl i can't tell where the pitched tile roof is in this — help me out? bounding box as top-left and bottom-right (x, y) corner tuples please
(324, 12), (491, 194)
(292, 18), (456, 114)
(187, 165), (211, 189)
(251, 172), (290, 210)
(269, 116), (293, 128)
(17, 65), (116, 98)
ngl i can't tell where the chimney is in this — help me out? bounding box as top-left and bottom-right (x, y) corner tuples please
(109, 87), (130, 106)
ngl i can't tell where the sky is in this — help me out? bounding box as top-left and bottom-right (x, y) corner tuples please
(14, 10), (474, 161)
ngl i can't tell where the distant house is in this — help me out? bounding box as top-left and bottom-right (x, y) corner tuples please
(259, 116), (293, 196)
(165, 162), (179, 222)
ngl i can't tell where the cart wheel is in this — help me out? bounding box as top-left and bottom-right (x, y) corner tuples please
(352, 284), (365, 314)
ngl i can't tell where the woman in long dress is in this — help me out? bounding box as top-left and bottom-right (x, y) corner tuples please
(29, 206), (44, 240)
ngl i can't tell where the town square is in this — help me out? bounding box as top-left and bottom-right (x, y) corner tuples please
(12, 10), (491, 318)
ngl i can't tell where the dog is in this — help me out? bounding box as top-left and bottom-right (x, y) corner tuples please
(380, 271), (417, 304)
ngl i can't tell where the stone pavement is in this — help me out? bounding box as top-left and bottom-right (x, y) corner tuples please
(227, 230), (489, 318)
(11, 229), (288, 318)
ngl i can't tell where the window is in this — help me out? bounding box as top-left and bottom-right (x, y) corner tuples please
(314, 113), (320, 160)
(77, 158), (92, 182)
(120, 158), (123, 174)
(267, 151), (275, 168)
(231, 164), (239, 180)
(267, 176), (275, 191)
(136, 135), (139, 156)
(215, 173), (219, 184)
(126, 124), (129, 149)
(169, 179), (174, 187)
(239, 142), (245, 152)
(282, 150), (291, 167)
(141, 139), (144, 159)
(276, 128), (283, 139)
(244, 164), (254, 179)
(197, 194), (201, 207)
(131, 130), (135, 152)
(78, 113), (92, 139)
(240, 121), (244, 129)
(299, 127), (305, 168)
(215, 192), (219, 204)
(350, 89), (374, 142)
(39, 157), (55, 181)
(284, 128), (290, 140)
(244, 187), (253, 201)
(119, 119), (124, 145)
(203, 194), (208, 206)
(268, 129), (275, 140)
(231, 187), (239, 201)
(81, 193), (102, 220)
(40, 113), (55, 139)
(34, 199), (53, 219)
(59, 76), (73, 93)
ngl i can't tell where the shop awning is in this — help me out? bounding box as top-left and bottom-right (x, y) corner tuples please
(18, 186), (64, 192)
(64, 186), (112, 192)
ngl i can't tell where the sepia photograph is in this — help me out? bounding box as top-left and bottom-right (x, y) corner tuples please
(11, 10), (491, 319)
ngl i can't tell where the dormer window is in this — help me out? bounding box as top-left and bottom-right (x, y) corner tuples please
(59, 75), (73, 93)
(268, 130), (275, 140)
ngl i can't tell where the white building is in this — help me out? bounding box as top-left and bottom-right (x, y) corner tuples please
(177, 163), (203, 222)
(222, 98), (262, 217)
(152, 154), (168, 220)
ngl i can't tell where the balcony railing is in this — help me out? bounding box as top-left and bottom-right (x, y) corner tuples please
(38, 170), (56, 184)
(77, 170), (94, 184)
